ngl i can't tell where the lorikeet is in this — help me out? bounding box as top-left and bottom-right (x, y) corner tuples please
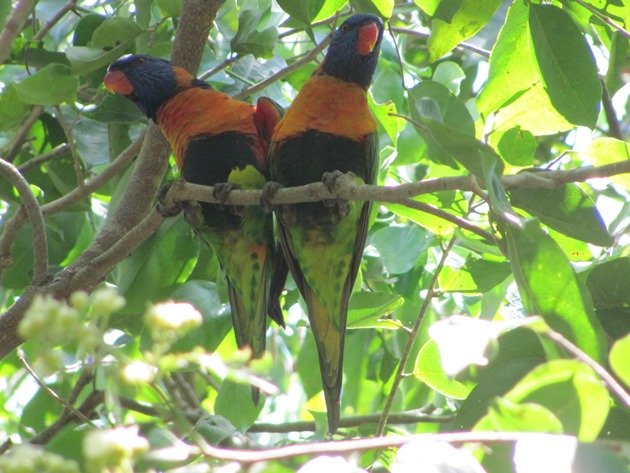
(104, 55), (285, 382)
(268, 14), (384, 432)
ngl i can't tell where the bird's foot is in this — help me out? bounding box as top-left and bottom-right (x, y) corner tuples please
(156, 181), (183, 218)
(213, 182), (237, 206)
(261, 181), (283, 214)
(182, 200), (205, 229)
(322, 171), (351, 218)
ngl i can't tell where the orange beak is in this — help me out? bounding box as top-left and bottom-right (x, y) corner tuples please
(358, 22), (379, 56)
(103, 70), (134, 95)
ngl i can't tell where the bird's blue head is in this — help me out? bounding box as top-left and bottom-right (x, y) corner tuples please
(104, 54), (187, 121)
(321, 14), (384, 89)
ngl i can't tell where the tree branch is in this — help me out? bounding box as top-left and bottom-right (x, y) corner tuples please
(164, 160), (630, 207)
(17, 144), (71, 173)
(0, 0), (37, 64)
(3, 106), (44, 163)
(0, 159), (48, 283)
(248, 410), (455, 433)
(0, 0), (224, 361)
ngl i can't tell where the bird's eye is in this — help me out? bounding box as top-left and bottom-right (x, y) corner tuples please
(341, 24), (350, 32)
(135, 57), (146, 64)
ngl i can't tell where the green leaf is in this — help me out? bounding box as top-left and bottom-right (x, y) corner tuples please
(85, 93), (146, 123)
(169, 280), (232, 353)
(278, 0), (348, 24)
(155, 0), (181, 17)
(610, 334), (630, 388)
(504, 360), (610, 440)
(477, 1), (573, 135)
(529, 4), (601, 128)
(408, 80), (475, 167)
(89, 17), (142, 48)
(414, 0), (439, 16)
(72, 13), (106, 46)
(15, 64), (78, 105)
(231, 10), (278, 58)
(214, 380), (263, 432)
(0, 84), (30, 131)
(475, 397), (564, 433)
(439, 256), (511, 293)
(370, 224), (428, 274)
(313, 0), (349, 21)
(586, 257), (630, 312)
(496, 127), (536, 167)
(113, 216), (199, 314)
(432, 61), (465, 96)
(428, 0), (501, 62)
(454, 327), (546, 429)
(413, 339), (474, 399)
(66, 44), (133, 76)
(347, 291), (403, 329)
(511, 184), (613, 246)
(504, 218), (607, 362)
(577, 137), (630, 190)
(369, 96), (403, 146)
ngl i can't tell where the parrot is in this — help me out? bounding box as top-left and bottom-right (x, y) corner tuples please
(267, 14), (384, 433)
(103, 55), (286, 399)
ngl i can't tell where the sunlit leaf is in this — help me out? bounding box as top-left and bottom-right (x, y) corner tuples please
(215, 380), (264, 432)
(15, 64), (78, 105)
(609, 333), (630, 388)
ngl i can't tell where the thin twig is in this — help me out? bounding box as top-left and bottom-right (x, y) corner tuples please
(376, 235), (458, 435)
(193, 432), (611, 464)
(53, 106), (85, 187)
(32, 0), (77, 42)
(543, 328), (630, 407)
(391, 26), (491, 58)
(600, 79), (624, 140)
(234, 30), (334, 100)
(3, 106), (44, 163)
(17, 144), (71, 173)
(17, 348), (95, 425)
(0, 0), (37, 64)
(0, 158), (48, 282)
(569, 0), (630, 38)
(399, 198), (497, 244)
(248, 410), (456, 433)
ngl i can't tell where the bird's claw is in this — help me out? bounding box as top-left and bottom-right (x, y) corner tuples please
(322, 171), (350, 217)
(213, 182), (237, 206)
(322, 170), (345, 194)
(261, 181), (283, 214)
(156, 182), (182, 218)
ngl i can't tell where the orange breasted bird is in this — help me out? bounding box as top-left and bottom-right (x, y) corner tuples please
(268, 14), (384, 432)
(104, 55), (286, 385)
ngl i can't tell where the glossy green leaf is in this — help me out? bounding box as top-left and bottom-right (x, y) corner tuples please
(371, 224), (428, 274)
(113, 216), (199, 314)
(609, 333), (630, 388)
(497, 127), (536, 167)
(432, 61), (465, 95)
(89, 17), (142, 48)
(413, 339), (474, 399)
(0, 84), (30, 131)
(72, 13), (106, 46)
(454, 327), (546, 429)
(313, 0), (349, 21)
(475, 397), (564, 433)
(504, 218), (607, 362)
(347, 291), (403, 329)
(586, 257), (630, 313)
(511, 184), (613, 246)
(155, 0), (181, 17)
(278, 0), (348, 24)
(169, 280), (232, 353)
(66, 44), (134, 76)
(408, 80), (475, 167)
(414, 0), (439, 16)
(439, 256), (511, 293)
(86, 93), (146, 123)
(369, 96), (403, 146)
(477, 1), (573, 135)
(529, 5), (601, 127)
(578, 137), (630, 190)
(505, 360), (610, 440)
(428, 0), (502, 62)
(214, 380), (264, 432)
(231, 10), (278, 59)
(15, 65), (78, 105)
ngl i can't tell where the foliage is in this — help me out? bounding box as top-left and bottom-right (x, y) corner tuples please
(0, 0), (629, 471)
